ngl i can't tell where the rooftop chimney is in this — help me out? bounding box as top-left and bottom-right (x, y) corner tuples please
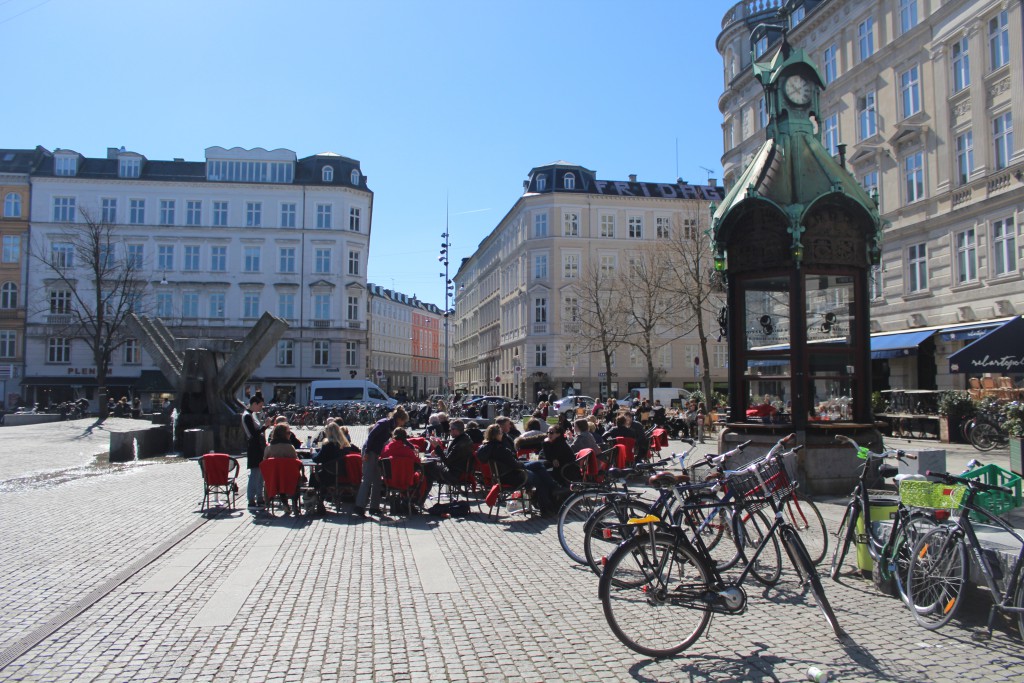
(107, 147), (119, 159)
(628, 174), (637, 183)
(708, 178), (717, 187)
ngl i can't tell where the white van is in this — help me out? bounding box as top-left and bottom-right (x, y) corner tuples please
(310, 380), (398, 409)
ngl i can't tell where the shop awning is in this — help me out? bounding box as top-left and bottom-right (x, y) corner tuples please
(871, 330), (935, 359)
(938, 321), (1007, 342)
(136, 370), (174, 393)
(949, 317), (1024, 374)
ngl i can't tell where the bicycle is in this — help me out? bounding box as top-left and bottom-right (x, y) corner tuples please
(905, 470), (1024, 637)
(599, 441), (842, 657)
(829, 435), (937, 605)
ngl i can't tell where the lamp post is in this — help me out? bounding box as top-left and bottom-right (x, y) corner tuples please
(440, 228), (454, 395)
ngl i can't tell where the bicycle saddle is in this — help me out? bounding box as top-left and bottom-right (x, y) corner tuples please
(648, 471), (689, 487)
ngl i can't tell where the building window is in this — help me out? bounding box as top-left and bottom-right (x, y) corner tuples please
(993, 216), (1017, 276)
(157, 245), (174, 270)
(955, 228), (977, 284)
(534, 344), (547, 367)
(536, 174), (547, 191)
(279, 247), (296, 273)
(314, 248), (331, 274)
(904, 152), (924, 204)
(564, 172), (575, 190)
(564, 296), (579, 323)
(822, 44), (837, 84)
(348, 250), (360, 275)
(682, 218), (698, 240)
(322, 166), (334, 182)
(857, 91), (876, 140)
(600, 214), (615, 238)
(952, 37), (970, 92)
(129, 199), (145, 225)
(212, 201), (228, 227)
(994, 112), (1013, 170)
(563, 253), (579, 279)
(313, 294), (331, 320)
(277, 340), (294, 366)
(52, 197), (76, 222)
(0, 330), (15, 358)
(186, 200), (201, 226)
(790, 5), (805, 26)
(313, 340), (330, 366)
(823, 113), (839, 156)
(51, 242), (73, 268)
(563, 212), (579, 237)
(900, 65), (920, 118)
(349, 207), (360, 232)
(209, 292), (226, 319)
(181, 245), (199, 272)
(206, 159), (293, 183)
(656, 216), (672, 239)
(347, 296), (359, 320)
(156, 292), (173, 318)
(858, 17), (874, 61)
(534, 297), (547, 324)
(0, 282), (17, 309)
(899, 0), (917, 34)
(955, 131), (974, 185)
(534, 213), (548, 238)
(243, 292), (260, 318)
(100, 198), (117, 223)
(47, 337), (71, 363)
(123, 338), (140, 364)
(119, 157), (141, 178)
(3, 192), (20, 218)
(278, 293), (296, 320)
(628, 216), (643, 239)
(533, 253), (548, 279)
(861, 170), (879, 199)
(153, 199), (173, 225)
(280, 202), (296, 228)
(599, 254), (617, 275)
(182, 292), (199, 318)
(49, 289), (71, 314)
(345, 341), (357, 366)
(757, 96), (768, 128)
(316, 204), (332, 229)
(908, 243), (928, 292)
(990, 10), (1009, 70)
(868, 266), (883, 301)
(55, 155), (77, 176)
(753, 35), (768, 59)
(243, 246), (261, 273)
(246, 202), (262, 227)
(210, 246), (226, 272)
(126, 244), (144, 270)
(2, 235), (19, 263)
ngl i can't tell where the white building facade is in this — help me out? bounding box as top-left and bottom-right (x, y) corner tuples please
(718, 0), (1024, 391)
(25, 146), (372, 407)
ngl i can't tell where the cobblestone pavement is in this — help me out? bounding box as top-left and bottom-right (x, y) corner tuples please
(1, 423), (1022, 682)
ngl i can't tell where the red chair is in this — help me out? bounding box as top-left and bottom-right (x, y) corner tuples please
(649, 429), (669, 457)
(516, 448), (539, 460)
(572, 448), (607, 484)
(486, 459), (532, 519)
(198, 453), (239, 512)
(614, 437), (636, 469)
(260, 458), (304, 516)
(408, 436), (429, 453)
(380, 456), (424, 516)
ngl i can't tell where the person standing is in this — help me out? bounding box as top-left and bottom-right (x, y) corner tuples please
(242, 396), (270, 509)
(354, 406), (408, 518)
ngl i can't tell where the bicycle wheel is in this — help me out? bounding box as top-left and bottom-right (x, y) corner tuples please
(783, 493), (828, 565)
(737, 507), (782, 586)
(687, 494), (741, 571)
(557, 490), (605, 565)
(970, 422), (999, 451)
(829, 504), (858, 580)
(906, 526), (968, 630)
(889, 513), (938, 605)
(599, 531), (713, 658)
(1015, 565), (1024, 639)
(781, 526), (844, 637)
(584, 498), (651, 577)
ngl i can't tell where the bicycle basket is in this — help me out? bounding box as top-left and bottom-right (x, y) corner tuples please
(727, 456), (796, 512)
(898, 480), (966, 510)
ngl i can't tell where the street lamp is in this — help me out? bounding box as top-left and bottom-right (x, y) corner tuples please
(440, 227), (454, 396)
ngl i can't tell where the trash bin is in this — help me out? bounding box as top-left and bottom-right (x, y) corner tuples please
(183, 428), (214, 459)
(855, 496), (899, 572)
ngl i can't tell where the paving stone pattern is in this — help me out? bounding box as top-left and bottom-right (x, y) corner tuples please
(0, 423), (1022, 682)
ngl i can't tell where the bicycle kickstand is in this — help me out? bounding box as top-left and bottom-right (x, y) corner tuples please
(971, 606), (997, 641)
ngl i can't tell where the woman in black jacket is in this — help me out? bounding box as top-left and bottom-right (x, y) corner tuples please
(540, 423), (579, 485)
(477, 424), (559, 516)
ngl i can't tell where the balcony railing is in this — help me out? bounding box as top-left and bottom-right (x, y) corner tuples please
(46, 314), (73, 325)
(312, 319), (332, 328)
(347, 320), (364, 329)
(562, 321), (581, 334)
(532, 323), (547, 334)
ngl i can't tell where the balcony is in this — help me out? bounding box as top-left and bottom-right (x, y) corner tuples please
(562, 321), (581, 335)
(312, 319), (332, 329)
(346, 320), (364, 330)
(46, 314), (73, 325)
(532, 323), (548, 334)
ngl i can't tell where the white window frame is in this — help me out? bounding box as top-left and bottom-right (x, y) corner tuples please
(900, 64), (921, 118)
(47, 337), (71, 363)
(904, 152), (924, 204)
(126, 244), (144, 270)
(209, 292), (226, 319)
(952, 37), (970, 93)
(868, 265), (884, 301)
(316, 204), (332, 229)
(212, 201), (228, 227)
(857, 91), (876, 140)
(322, 166), (334, 182)
(183, 245), (201, 272)
(534, 213), (548, 238)
(656, 216), (672, 239)
(562, 252), (579, 280)
(349, 207), (360, 232)
(243, 246), (261, 273)
(182, 292), (200, 319)
(129, 199), (145, 225)
(277, 339), (294, 366)
(2, 235), (20, 263)
(899, 0), (917, 35)
(345, 341), (357, 366)
(533, 253), (548, 280)
(54, 155), (76, 177)
(314, 248), (331, 274)
(313, 340), (330, 366)
(907, 243), (928, 293)
(123, 338), (140, 364)
(858, 17), (874, 61)
(279, 247), (296, 273)
(955, 228), (978, 284)
(347, 250), (360, 276)
(628, 215), (643, 239)
(278, 293), (296, 320)
(246, 201), (262, 227)
(563, 211), (579, 237)
(313, 293), (331, 320)
(564, 172), (575, 190)
(993, 112), (1014, 170)
(823, 44), (837, 84)
(159, 199), (175, 225)
(600, 214), (615, 238)
(186, 200), (202, 226)
(0, 282), (17, 309)
(156, 292), (173, 318)
(992, 216), (1017, 277)
(823, 113), (839, 156)
(157, 245), (174, 271)
(534, 343), (547, 367)
(52, 196), (76, 222)
(119, 157), (141, 179)
(0, 330), (16, 358)
(243, 292), (260, 319)
(955, 130), (974, 185)
(990, 10), (1010, 71)
(100, 197), (117, 223)
(210, 246), (227, 272)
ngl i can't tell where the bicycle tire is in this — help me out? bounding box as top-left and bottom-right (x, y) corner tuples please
(584, 498), (658, 578)
(889, 513), (938, 605)
(599, 531), (713, 658)
(781, 525), (844, 637)
(737, 508), (782, 586)
(970, 422), (999, 451)
(688, 493), (739, 571)
(783, 493), (828, 565)
(907, 526), (968, 630)
(829, 504), (858, 580)
(1015, 564), (1024, 639)
(556, 490), (606, 565)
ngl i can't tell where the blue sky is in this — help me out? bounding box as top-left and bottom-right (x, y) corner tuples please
(2, 0), (730, 307)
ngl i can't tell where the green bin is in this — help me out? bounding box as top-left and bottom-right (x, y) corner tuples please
(855, 497), (899, 572)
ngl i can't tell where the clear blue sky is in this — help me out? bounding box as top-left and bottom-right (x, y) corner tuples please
(2, 0), (729, 308)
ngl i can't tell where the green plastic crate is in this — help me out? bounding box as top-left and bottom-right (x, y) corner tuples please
(961, 464), (1023, 520)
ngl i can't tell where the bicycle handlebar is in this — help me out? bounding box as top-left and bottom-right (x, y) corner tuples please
(926, 470), (1013, 496)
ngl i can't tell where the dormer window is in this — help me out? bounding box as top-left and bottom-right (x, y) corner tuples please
(350, 169), (360, 185)
(119, 157), (141, 178)
(536, 175), (547, 191)
(55, 155), (77, 177)
(564, 173), (575, 190)
(322, 165), (334, 182)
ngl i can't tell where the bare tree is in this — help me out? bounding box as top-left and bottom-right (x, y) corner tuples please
(33, 208), (148, 418)
(618, 244), (689, 401)
(661, 208), (726, 403)
(571, 263), (628, 398)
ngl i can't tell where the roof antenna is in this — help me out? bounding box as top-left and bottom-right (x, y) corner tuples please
(700, 166), (715, 182)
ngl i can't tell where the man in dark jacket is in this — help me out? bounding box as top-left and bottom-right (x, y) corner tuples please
(424, 419), (475, 495)
(242, 396), (269, 508)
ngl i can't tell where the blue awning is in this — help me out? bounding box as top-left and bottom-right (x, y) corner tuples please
(938, 321), (1005, 342)
(871, 330), (935, 360)
(949, 317), (1024, 374)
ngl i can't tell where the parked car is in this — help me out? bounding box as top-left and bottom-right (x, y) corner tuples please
(551, 395), (596, 416)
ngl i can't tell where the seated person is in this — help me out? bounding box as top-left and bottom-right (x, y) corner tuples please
(381, 427), (426, 507)
(476, 424), (558, 515)
(465, 420), (485, 445)
(264, 423), (300, 515)
(652, 400), (667, 427)
(273, 416), (303, 448)
(423, 419), (475, 495)
(540, 423), (580, 485)
(311, 423), (360, 514)
(602, 413), (634, 442)
(513, 417), (547, 455)
(570, 418), (599, 454)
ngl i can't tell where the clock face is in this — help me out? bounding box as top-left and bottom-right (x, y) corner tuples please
(784, 75), (812, 106)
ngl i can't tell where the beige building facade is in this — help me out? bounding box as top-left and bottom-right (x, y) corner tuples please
(718, 0), (1024, 391)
